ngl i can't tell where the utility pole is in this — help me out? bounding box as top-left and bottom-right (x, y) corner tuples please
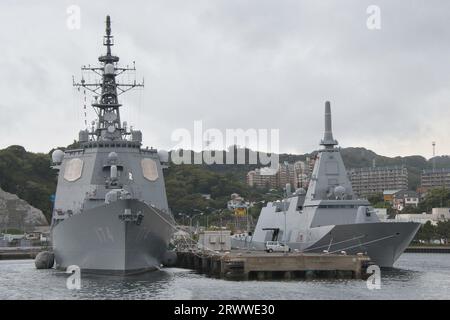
(216, 209), (224, 251)
(220, 211), (223, 251)
(246, 206), (250, 234)
(245, 205), (250, 251)
(283, 198), (287, 254)
(5, 210), (9, 235)
(282, 186), (289, 255)
(432, 141), (436, 171)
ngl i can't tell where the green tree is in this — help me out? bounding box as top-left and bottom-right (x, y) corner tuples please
(415, 221), (437, 243)
(0, 145), (57, 222)
(418, 187), (450, 213)
(367, 193), (383, 205)
(436, 220), (450, 244)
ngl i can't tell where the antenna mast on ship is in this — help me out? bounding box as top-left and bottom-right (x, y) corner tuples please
(73, 15), (144, 143)
(320, 101), (338, 149)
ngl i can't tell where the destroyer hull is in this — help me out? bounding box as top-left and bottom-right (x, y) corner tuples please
(52, 199), (173, 274)
(302, 222), (421, 267)
(233, 222), (420, 268)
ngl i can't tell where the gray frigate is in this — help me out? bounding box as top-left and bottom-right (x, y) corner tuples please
(50, 16), (174, 274)
(233, 101), (420, 267)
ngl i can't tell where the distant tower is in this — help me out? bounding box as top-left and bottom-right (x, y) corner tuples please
(432, 141), (436, 170)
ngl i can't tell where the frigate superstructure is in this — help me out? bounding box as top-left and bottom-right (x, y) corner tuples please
(233, 101), (420, 267)
(50, 16), (174, 274)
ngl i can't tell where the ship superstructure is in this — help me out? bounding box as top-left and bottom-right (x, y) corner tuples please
(233, 102), (420, 267)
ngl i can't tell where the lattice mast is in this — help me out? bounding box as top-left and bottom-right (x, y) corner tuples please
(73, 15), (144, 142)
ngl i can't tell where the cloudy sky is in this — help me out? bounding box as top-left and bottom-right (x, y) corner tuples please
(0, 0), (449, 158)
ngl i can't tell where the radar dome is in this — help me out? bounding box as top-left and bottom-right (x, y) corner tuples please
(108, 152), (118, 164)
(158, 150), (169, 163)
(52, 149), (64, 164)
(104, 63), (115, 75)
(334, 186), (346, 199)
(295, 188), (307, 195)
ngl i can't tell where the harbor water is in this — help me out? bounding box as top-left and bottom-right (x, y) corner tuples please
(0, 253), (449, 300)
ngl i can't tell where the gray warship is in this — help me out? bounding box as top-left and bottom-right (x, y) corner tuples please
(233, 102), (420, 267)
(50, 16), (174, 274)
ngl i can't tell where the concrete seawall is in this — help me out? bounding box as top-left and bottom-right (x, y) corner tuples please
(405, 246), (450, 253)
(0, 247), (45, 260)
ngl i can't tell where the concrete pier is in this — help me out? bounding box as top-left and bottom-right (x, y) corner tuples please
(405, 246), (450, 253)
(175, 250), (371, 281)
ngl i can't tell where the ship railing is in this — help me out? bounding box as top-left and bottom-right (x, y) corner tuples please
(145, 204), (221, 257)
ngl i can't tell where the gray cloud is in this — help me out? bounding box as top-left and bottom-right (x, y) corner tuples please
(0, 0), (449, 159)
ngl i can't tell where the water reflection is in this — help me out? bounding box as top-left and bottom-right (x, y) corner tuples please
(74, 268), (191, 299)
(382, 267), (422, 282)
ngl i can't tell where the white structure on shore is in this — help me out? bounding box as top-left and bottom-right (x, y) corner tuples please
(197, 230), (231, 251)
(431, 208), (450, 221)
(395, 213), (435, 225)
(374, 208), (388, 221)
(394, 208), (450, 225)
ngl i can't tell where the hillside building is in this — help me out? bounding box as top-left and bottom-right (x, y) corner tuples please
(246, 158), (315, 190)
(421, 168), (450, 191)
(349, 166), (408, 197)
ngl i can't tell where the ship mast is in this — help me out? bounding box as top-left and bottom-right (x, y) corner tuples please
(73, 15), (144, 142)
(320, 101), (338, 149)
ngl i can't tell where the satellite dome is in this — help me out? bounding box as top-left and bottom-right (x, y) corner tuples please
(108, 152), (118, 163)
(107, 125), (116, 133)
(334, 185), (346, 199)
(157, 150), (169, 163)
(52, 149), (64, 164)
(295, 188), (307, 195)
(104, 63), (115, 75)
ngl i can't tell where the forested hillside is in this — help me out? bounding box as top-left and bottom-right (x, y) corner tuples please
(1, 144), (448, 223)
